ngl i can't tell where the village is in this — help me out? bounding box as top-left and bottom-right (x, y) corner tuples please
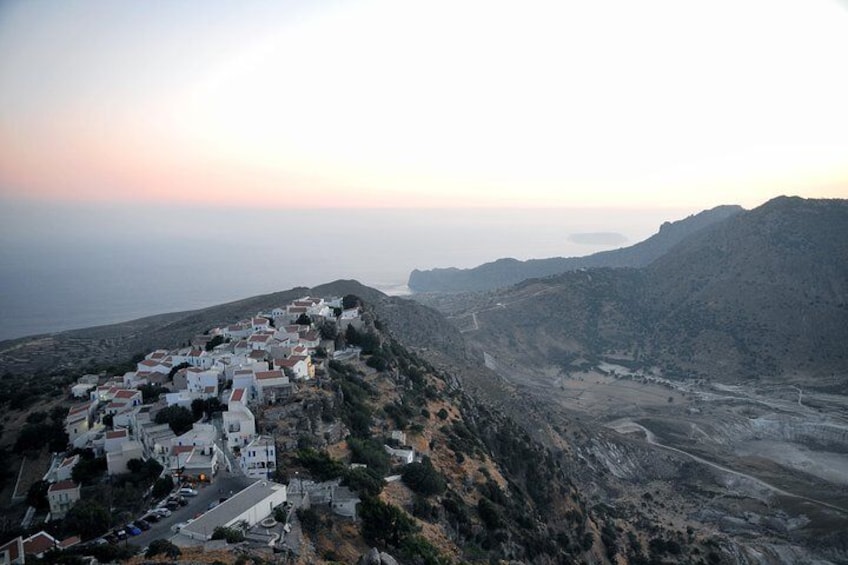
(0, 294), (422, 562)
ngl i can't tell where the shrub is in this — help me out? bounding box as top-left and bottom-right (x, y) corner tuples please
(401, 459), (446, 497)
(211, 526), (245, 543)
(297, 507), (321, 534)
(145, 539), (181, 558)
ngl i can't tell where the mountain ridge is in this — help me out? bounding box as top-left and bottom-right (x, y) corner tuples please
(435, 196), (848, 384)
(408, 204), (744, 292)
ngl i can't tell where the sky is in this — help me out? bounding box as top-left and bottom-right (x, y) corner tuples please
(1, 0), (847, 211)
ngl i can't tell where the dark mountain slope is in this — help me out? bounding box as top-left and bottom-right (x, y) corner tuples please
(408, 204), (743, 292)
(452, 197), (848, 383)
(643, 196), (848, 380)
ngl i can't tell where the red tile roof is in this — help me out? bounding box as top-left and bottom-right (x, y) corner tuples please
(114, 389), (139, 399)
(48, 480), (78, 493)
(67, 403), (90, 415)
(59, 536), (80, 549)
(231, 388), (245, 402)
(106, 430), (127, 439)
(59, 455), (78, 468)
(0, 536), (23, 562)
(255, 370), (284, 380)
(23, 531), (57, 556)
(275, 357), (305, 368)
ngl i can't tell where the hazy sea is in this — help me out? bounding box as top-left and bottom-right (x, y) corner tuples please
(0, 201), (692, 341)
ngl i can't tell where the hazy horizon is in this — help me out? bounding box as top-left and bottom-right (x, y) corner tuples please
(0, 202), (699, 341)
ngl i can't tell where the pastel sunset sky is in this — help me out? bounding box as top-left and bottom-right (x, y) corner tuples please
(1, 0), (847, 210)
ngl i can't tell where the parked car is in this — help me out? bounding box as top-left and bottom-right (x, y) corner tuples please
(135, 519), (151, 531)
(171, 521), (190, 533)
(153, 507), (172, 517)
(168, 495), (188, 506)
(142, 513), (160, 523)
(178, 487), (198, 497)
(165, 500), (180, 511)
(115, 529), (127, 541)
(126, 524), (142, 536)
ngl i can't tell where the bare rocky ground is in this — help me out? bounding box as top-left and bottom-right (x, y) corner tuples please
(465, 345), (848, 564)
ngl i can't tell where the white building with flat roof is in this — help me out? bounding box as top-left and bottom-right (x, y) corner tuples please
(179, 480), (287, 541)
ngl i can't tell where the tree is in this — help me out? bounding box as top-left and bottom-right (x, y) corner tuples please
(477, 497), (502, 530)
(65, 498), (111, 540)
(296, 507), (320, 534)
(72, 456), (106, 486)
(138, 383), (168, 403)
(347, 437), (391, 476)
(191, 398), (207, 421)
(342, 467), (384, 497)
(154, 405), (196, 435)
(401, 459), (446, 497)
(295, 448), (344, 481)
(152, 476), (173, 498)
(26, 480), (49, 510)
(295, 313), (312, 326)
(26, 411), (48, 425)
(192, 397), (224, 421)
(359, 497), (418, 549)
(211, 526), (245, 543)
(318, 321), (337, 341)
(342, 294), (360, 310)
(145, 539), (181, 558)
(126, 458), (144, 474)
(274, 505), (288, 523)
(205, 335), (224, 351)
(15, 421), (68, 453)
(168, 362), (190, 379)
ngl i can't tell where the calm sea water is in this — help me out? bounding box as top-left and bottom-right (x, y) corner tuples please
(0, 201), (692, 341)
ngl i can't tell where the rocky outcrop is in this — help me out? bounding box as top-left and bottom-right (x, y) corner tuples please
(359, 547), (399, 565)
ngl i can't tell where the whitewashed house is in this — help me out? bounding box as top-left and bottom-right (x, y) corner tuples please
(52, 455), (79, 483)
(104, 429), (129, 453)
(223, 388), (256, 449)
(186, 367), (220, 398)
(47, 481), (80, 519)
(240, 435), (276, 479)
(254, 370), (292, 403)
(106, 441), (144, 475)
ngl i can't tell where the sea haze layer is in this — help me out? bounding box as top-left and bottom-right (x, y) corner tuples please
(0, 200), (692, 341)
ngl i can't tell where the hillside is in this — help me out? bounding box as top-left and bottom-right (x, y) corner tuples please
(0, 289), (743, 565)
(408, 204), (743, 292)
(408, 196), (848, 564)
(0, 280), (386, 378)
(433, 197), (848, 385)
